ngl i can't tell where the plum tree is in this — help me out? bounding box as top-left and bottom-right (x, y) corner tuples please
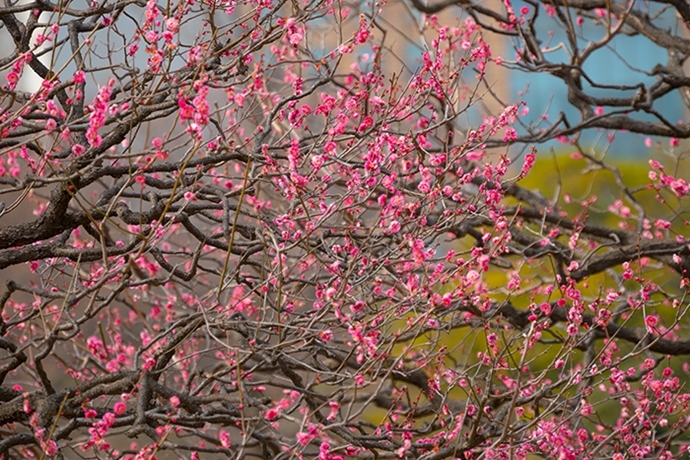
(1, 0), (690, 458)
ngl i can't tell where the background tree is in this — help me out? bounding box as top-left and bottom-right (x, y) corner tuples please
(1, 0), (690, 458)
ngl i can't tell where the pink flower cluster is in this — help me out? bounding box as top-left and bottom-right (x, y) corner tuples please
(86, 79), (115, 147)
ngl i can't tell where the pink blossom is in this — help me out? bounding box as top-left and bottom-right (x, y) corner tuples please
(319, 329), (333, 342)
(166, 17), (179, 32)
(219, 429), (231, 447)
(644, 315), (658, 330)
(72, 70), (86, 84)
(465, 270), (480, 284)
(113, 402), (126, 414)
(465, 150), (483, 161)
(289, 32), (303, 45)
(5, 71), (19, 89)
